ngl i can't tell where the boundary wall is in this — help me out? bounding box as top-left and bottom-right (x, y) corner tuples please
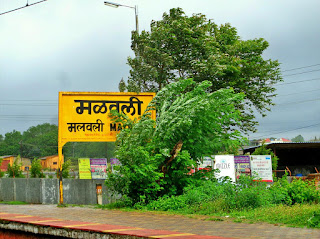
(0, 178), (117, 205)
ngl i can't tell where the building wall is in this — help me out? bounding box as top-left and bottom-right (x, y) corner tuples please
(41, 155), (64, 170)
(0, 156), (15, 172)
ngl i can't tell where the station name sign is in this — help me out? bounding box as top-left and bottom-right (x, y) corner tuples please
(58, 92), (155, 146)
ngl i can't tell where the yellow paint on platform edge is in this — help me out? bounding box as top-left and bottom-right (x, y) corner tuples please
(30, 219), (63, 223)
(102, 227), (143, 232)
(63, 223), (101, 228)
(14, 215), (34, 218)
(150, 233), (195, 238)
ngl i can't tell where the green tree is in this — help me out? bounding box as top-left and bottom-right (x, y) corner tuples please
(0, 130), (22, 155)
(21, 123), (58, 158)
(124, 8), (281, 132)
(7, 155), (24, 178)
(62, 160), (71, 178)
(106, 79), (246, 204)
(291, 135), (305, 142)
(0, 157), (3, 178)
(252, 142), (278, 170)
(30, 159), (45, 178)
(118, 78), (126, 92)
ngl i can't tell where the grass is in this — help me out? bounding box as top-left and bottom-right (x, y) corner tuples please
(229, 204), (320, 228)
(97, 201), (320, 228)
(0, 201), (28, 205)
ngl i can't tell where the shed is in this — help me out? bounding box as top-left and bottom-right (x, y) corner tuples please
(243, 142), (320, 176)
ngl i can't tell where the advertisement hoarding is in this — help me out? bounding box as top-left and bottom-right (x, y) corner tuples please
(214, 155), (236, 182)
(78, 158), (92, 179)
(250, 155), (273, 182)
(234, 155), (251, 179)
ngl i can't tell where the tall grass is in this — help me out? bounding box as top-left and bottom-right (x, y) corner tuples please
(142, 175), (320, 228)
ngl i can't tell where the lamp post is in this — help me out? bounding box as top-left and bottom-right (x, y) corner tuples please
(104, 1), (139, 34)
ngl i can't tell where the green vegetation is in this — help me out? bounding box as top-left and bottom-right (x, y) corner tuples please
(291, 135), (305, 143)
(106, 79), (246, 204)
(7, 155), (24, 178)
(229, 204), (320, 228)
(123, 7), (281, 133)
(107, 175), (320, 228)
(61, 160), (71, 178)
(0, 201), (28, 205)
(0, 123), (58, 158)
(0, 157), (3, 178)
(30, 159), (45, 178)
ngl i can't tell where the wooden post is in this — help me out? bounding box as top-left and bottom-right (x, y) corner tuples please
(58, 145), (63, 204)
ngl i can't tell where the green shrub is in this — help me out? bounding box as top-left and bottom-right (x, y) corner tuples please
(62, 160), (71, 178)
(145, 176), (274, 213)
(30, 159), (45, 178)
(287, 179), (320, 204)
(7, 156), (24, 178)
(307, 211), (320, 228)
(270, 176), (320, 205)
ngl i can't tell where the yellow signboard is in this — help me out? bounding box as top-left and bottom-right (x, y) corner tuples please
(58, 92), (155, 203)
(78, 158), (92, 179)
(58, 92), (155, 146)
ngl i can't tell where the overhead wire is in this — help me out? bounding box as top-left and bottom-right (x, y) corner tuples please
(0, 0), (48, 16)
(277, 88), (320, 97)
(276, 77), (320, 86)
(251, 122), (320, 139)
(282, 69), (320, 77)
(282, 63), (320, 72)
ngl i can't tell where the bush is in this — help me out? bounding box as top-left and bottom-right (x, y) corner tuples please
(7, 156), (24, 178)
(307, 211), (320, 228)
(146, 175), (274, 213)
(30, 159), (45, 178)
(62, 160), (71, 178)
(270, 176), (320, 205)
(144, 174), (320, 214)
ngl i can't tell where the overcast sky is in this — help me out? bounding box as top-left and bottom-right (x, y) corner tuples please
(1, 0), (320, 141)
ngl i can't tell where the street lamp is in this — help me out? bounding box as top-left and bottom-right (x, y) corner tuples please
(104, 1), (139, 34)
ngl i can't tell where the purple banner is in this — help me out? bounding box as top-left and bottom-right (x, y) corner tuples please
(234, 156), (250, 164)
(90, 158), (107, 165)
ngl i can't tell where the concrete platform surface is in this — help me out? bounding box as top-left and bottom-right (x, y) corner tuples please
(0, 204), (319, 238)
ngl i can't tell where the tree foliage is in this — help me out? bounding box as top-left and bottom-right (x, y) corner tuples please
(30, 159), (45, 178)
(124, 8), (281, 132)
(106, 79), (246, 204)
(21, 123), (58, 158)
(291, 135), (305, 143)
(62, 160), (71, 178)
(0, 124), (58, 158)
(0, 130), (22, 156)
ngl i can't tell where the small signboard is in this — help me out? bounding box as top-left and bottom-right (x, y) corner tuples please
(90, 158), (107, 179)
(234, 156), (251, 178)
(214, 155), (236, 182)
(78, 158), (92, 179)
(250, 155), (273, 182)
(198, 156), (213, 170)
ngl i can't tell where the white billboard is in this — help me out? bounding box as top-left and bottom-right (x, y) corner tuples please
(214, 155), (236, 182)
(250, 155), (273, 182)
